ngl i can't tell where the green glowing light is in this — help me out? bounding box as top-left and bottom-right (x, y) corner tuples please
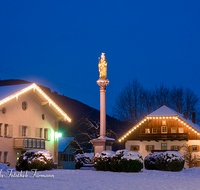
(55, 132), (62, 140)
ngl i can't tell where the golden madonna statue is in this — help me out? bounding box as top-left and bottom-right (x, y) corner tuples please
(98, 53), (107, 79)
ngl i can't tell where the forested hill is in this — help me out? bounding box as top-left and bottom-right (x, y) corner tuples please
(0, 79), (124, 138)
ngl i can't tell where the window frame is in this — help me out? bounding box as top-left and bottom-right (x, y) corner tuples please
(152, 128), (157, 133)
(131, 145), (139, 151)
(4, 152), (8, 163)
(161, 126), (167, 133)
(171, 127), (177, 133)
(178, 127), (184, 133)
(145, 128), (150, 134)
(161, 143), (167, 150)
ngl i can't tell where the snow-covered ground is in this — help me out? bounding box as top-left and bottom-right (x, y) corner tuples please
(0, 165), (200, 190)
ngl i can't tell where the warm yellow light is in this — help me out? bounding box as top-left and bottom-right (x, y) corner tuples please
(198, 133), (200, 135)
(163, 117), (165, 119)
(147, 117), (149, 119)
(0, 83), (71, 122)
(169, 117), (171, 119)
(166, 117), (168, 119)
(150, 117), (152, 119)
(186, 125), (188, 127)
(156, 117), (158, 119)
(159, 117), (161, 119)
(178, 119), (180, 121)
(153, 117), (155, 119)
(184, 123), (186, 125)
(129, 131), (131, 134)
(189, 127), (191, 129)
(144, 119), (146, 121)
(132, 129), (134, 132)
(192, 129), (194, 131)
(122, 137), (124, 140)
(119, 139), (121, 142)
(195, 131), (197, 133)
(124, 135), (126, 137)
(142, 121), (144, 123)
(181, 121), (183, 123)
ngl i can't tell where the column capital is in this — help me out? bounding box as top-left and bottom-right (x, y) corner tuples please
(97, 78), (109, 90)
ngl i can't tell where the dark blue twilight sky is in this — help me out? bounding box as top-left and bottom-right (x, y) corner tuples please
(0, 1), (200, 116)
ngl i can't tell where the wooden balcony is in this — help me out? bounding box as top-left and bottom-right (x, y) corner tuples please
(13, 137), (45, 149)
(138, 133), (188, 141)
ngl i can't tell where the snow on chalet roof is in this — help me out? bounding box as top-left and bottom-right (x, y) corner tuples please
(58, 137), (74, 152)
(0, 83), (71, 122)
(0, 84), (31, 100)
(118, 105), (200, 142)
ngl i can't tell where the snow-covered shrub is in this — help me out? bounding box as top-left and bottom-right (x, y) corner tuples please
(93, 150), (143, 172)
(110, 150), (143, 172)
(93, 150), (115, 171)
(144, 151), (185, 171)
(75, 153), (94, 169)
(16, 149), (54, 171)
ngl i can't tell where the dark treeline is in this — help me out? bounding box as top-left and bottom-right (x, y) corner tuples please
(112, 79), (200, 126)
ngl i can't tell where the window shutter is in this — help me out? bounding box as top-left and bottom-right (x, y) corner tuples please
(152, 145), (154, 150)
(28, 126), (31, 137)
(19, 126), (22, 137)
(36, 128), (40, 138)
(48, 128), (51, 141)
(197, 146), (200, 152)
(145, 145), (148, 151)
(171, 146), (174, 150)
(9, 125), (13, 137)
(177, 146), (180, 151)
(189, 146), (193, 152)
(137, 146), (140, 151)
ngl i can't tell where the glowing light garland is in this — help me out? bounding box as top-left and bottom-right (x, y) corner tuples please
(0, 83), (71, 122)
(118, 115), (200, 142)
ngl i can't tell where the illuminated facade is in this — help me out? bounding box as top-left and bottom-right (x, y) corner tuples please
(119, 105), (200, 168)
(0, 83), (71, 168)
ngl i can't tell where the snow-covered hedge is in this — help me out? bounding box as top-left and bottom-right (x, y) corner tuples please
(16, 149), (54, 171)
(93, 150), (143, 172)
(74, 153), (94, 169)
(144, 151), (185, 171)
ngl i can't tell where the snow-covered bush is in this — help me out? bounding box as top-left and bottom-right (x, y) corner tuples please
(16, 149), (54, 171)
(75, 153), (94, 169)
(144, 151), (185, 171)
(110, 150), (143, 172)
(93, 150), (115, 171)
(93, 150), (143, 172)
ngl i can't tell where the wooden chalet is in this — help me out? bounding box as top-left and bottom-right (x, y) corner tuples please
(118, 105), (200, 168)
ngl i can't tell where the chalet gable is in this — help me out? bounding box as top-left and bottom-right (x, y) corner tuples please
(0, 83), (71, 122)
(119, 105), (200, 142)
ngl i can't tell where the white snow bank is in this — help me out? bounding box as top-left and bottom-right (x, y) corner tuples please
(95, 150), (115, 158)
(113, 150), (143, 163)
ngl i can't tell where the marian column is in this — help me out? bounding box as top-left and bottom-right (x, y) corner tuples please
(91, 53), (115, 155)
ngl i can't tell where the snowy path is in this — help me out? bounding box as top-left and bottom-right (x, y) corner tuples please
(0, 168), (200, 190)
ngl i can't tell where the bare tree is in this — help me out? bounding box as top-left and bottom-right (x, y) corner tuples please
(112, 79), (200, 125)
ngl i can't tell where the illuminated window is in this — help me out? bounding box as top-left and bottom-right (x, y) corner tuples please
(161, 143), (167, 150)
(178, 128), (184, 133)
(146, 145), (154, 151)
(152, 128), (157, 133)
(171, 128), (176, 133)
(145, 128), (150, 134)
(171, 145), (179, 151)
(131, 145), (139, 151)
(162, 120), (166, 125)
(161, 126), (167, 133)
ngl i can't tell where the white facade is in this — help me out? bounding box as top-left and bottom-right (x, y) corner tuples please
(0, 84), (71, 168)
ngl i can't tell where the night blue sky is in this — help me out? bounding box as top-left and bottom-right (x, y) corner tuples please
(0, 1), (200, 116)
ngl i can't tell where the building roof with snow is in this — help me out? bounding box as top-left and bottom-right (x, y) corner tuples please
(0, 83), (71, 122)
(58, 137), (75, 152)
(119, 105), (200, 142)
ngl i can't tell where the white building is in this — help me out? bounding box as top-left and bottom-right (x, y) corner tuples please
(0, 83), (71, 168)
